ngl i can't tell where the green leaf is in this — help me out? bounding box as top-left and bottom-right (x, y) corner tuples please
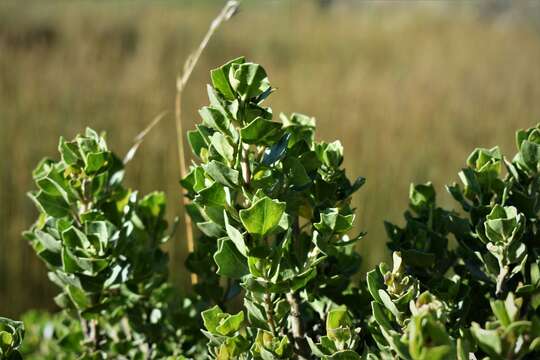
(409, 182), (436, 213)
(327, 306), (350, 330)
(0, 317), (24, 354)
(181, 166), (206, 193)
(34, 230), (61, 253)
(467, 146), (502, 173)
(59, 137), (81, 165)
(195, 182), (228, 208)
(197, 221), (225, 238)
(248, 256), (266, 278)
(283, 157), (310, 188)
(328, 350), (362, 360)
(0, 331), (13, 349)
(378, 289), (401, 319)
(61, 248), (81, 274)
(417, 346), (454, 360)
(470, 323), (502, 358)
(326, 306), (353, 343)
(371, 302), (393, 331)
(206, 84), (231, 119)
(202, 305), (244, 337)
(34, 163), (74, 204)
(210, 132), (235, 164)
(61, 226), (90, 250)
(484, 205), (524, 245)
(214, 238), (249, 279)
(458, 168), (481, 195)
(490, 299), (511, 327)
(306, 337), (330, 357)
(239, 197), (286, 236)
(203, 160), (240, 188)
(366, 268), (385, 304)
(504, 293), (519, 322)
(224, 212), (248, 257)
(187, 129), (207, 158)
(86, 221), (115, 252)
(199, 106), (232, 136)
(244, 298), (269, 331)
(321, 141), (343, 167)
(201, 305), (224, 334)
(240, 117), (282, 145)
(211, 56), (245, 100)
(520, 140), (540, 171)
(29, 190), (71, 218)
(530, 337), (540, 352)
(67, 285), (91, 309)
(85, 151), (108, 174)
(216, 311), (244, 336)
(262, 133), (290, 166)
(229, 63), (270, 101)
(314, 208), (354, 235)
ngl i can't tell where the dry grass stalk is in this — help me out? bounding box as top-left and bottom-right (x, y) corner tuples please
(124, 110), (169, 165)
(123, 1), (240, 285)
(175, 1), (240, 284)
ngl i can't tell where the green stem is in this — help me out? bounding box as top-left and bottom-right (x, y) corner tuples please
(241, 143), (251, 186)
(81, 317), (100, 352)
(286, 291), (309, 360)
(496, 264), (509, 298)
(264, 292), (277, 335)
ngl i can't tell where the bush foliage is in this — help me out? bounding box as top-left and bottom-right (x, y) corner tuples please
(3, 58), (540, 359)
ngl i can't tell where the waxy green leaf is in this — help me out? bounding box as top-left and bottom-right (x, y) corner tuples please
(240, 117), (282, 145)
(239, 197), (286, 236)
(196, 182), (228, 208)
(29, 191), (71, 218)
(214, 238), (249, 279)
(229, 63), (270, 101)
(211, 57), (245, 100)
(224, 212), (248, 257)
(203, 160), (240, 188)
(210, 132), (235, 164)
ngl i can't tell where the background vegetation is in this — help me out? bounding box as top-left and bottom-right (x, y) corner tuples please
(2, 0), (540, 318)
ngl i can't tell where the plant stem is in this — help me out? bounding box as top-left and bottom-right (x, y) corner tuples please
(175, 89), (197, 285)
(241, 143), (251, 185)
(81, 317), (100, 352)
(264, 292), (277, 335)
(286, 291), (309, 360)
(496, 264), (509, 298)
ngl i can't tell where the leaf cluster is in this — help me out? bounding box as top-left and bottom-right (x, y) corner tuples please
(181, 57), (366, 359)
(368, 123), (540, 359)
(21, 129), (204, 359)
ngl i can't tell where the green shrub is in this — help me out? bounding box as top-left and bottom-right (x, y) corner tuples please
(369, 123), (540, 359)
(3, 58), (540, 360)
(22, 128), (203, 358)
(181, 56), (365, 359)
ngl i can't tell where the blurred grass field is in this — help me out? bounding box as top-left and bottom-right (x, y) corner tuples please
(2, 0), (540, 317)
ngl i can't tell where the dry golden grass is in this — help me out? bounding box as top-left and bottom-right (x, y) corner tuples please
(2, 1), (540, 316)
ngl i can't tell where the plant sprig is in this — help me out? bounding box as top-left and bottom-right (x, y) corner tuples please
(182, 57), (365, 359)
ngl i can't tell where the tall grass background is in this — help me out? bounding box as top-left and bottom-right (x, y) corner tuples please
(2, 0), (540, 317)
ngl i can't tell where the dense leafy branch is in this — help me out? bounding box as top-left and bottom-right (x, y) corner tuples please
(182, 57), (365, 359)
(369, 124), (540, 359)
(22, 129), (203, 359)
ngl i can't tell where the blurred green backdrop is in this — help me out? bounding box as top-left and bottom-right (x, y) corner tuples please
(2, 0), (540, 317)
